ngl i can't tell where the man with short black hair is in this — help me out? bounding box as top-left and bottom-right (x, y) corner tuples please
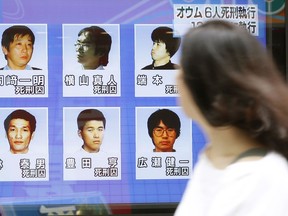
(4, 109), (36, 154)
(1, 25), (41, 70)
(75, 26), (112, 70)
(77, 109), (106, 153)
(147, 109), (181, 152)
(142, 26), (181, 70)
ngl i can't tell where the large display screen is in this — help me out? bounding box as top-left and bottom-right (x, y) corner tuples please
(0, 0), (266, 214)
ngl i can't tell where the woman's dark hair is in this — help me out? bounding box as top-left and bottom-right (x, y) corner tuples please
(181, 20), (288, 159)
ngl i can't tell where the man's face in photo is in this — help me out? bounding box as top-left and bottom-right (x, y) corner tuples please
(7, 118), (33, 154)
(151, 40), (170, 62)
(78, 120), (105, 153)
(75, 32), (100, 68)
(152, 120), (176, 152)
(2, 34), (34, 69)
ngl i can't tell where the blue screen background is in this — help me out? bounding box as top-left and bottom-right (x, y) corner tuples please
(0, 0), (265, 206)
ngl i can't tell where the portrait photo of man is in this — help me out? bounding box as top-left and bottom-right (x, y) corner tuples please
(142, 26), (181, 70)
(4, 109), (36, 154)
(1, 25), (41, 70)
(147, 109), (181, 152)
(136, 107), (192, 179)
(75, 26), (112, 70)
(77, 108), (106, 153)
(63, 107), (121, 180)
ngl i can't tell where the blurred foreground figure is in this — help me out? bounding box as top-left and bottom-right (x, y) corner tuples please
(175, 20), (288, 216)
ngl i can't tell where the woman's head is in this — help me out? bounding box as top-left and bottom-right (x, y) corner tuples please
(178, 20), (288, 156)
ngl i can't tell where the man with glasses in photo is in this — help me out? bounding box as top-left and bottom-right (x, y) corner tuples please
(75, 26), (112, 70)
(147, 109), (181, 152)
